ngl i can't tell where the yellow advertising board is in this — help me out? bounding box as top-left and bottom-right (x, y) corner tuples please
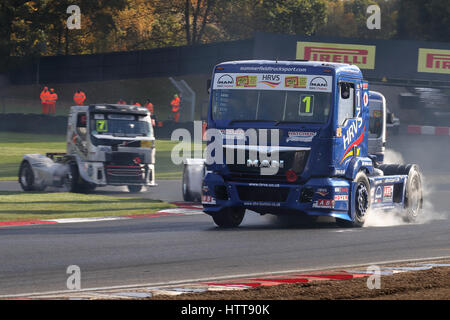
(297, 42), (376, 69)
(418, 48), (450, 74)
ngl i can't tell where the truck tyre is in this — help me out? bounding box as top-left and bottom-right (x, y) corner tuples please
(212, 208), (245, 228)
(64, 163), (82, 193)
(182, 167), (194, 202)
(127, 185), (142, 193)
(403, 165), (423, 223)
(64, 163), (97, 193)
(82, 183), (97, 193)
(336, 171), (370, 228)
(18, 161), (45, 191)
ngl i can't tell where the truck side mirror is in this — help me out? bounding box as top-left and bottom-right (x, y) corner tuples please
(387, 112), (394, 124)
(207, 79), (211, 94)
(341, 83), (350, 99)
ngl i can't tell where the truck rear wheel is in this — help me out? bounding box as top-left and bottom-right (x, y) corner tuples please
(403, 165), (422, 222)
(18, 161), (44, 191)
(336, 171), (370, 228)
(212, 208), (245, 228)
(378, 164), (423, 222)
(182, 167), (194, 202)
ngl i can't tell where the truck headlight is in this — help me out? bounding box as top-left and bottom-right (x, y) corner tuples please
(141, 140), (154, 148)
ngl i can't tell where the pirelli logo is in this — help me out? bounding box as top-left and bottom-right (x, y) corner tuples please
(418, 48), (450, 74)
(297, 42), (376, 69)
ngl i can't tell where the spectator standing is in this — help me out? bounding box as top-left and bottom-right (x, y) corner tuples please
(145, 99), (156, 127)
(48, 88), (58, 115)
(73, 89), (86, 106)
(144, 99), (154, 114)
(117, 98), (127, 105)
(40, 86), (50, 114)
(170, 93), (181, 122)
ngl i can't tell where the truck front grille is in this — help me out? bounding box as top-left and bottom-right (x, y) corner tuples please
(236, 186), (289, 202)
(106, 152), (144, 166)
(226, 149), (309, 178)
(105, 164), (147, 184)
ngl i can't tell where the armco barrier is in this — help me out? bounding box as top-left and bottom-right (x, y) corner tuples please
(0, 113), (192, 139)
(0, 113), (68, 134)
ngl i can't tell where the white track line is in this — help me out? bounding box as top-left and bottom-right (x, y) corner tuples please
(47, 217), (129, 224)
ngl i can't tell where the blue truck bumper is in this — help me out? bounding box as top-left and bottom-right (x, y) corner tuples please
(201, 173), (354, 221)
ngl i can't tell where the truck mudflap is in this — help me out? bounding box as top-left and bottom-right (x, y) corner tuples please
(201, 173), (353, 220)
(369, 174), (408, 209)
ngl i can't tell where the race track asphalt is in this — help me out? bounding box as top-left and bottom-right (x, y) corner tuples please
(0, 133), (449, 296)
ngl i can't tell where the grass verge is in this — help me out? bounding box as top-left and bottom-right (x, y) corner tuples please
(0, 191), (175, 221)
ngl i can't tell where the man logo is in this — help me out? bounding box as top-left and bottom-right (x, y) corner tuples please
(309, 77), (328, 90)
(217, 74), (234, 85)
(247, 159), (284, 169)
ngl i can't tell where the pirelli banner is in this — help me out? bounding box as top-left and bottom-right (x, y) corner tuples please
(418, 48), (450, 74)
(296, 42), (376, 70)
(253, 33), (450, 82)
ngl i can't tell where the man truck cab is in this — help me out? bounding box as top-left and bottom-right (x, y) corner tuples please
(183, 60), (422, 228)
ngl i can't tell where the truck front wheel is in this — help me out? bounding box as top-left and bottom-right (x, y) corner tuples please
(64, 163), (81, 193)
(212, 208), (245, 228)
(336, 171), (370, 228)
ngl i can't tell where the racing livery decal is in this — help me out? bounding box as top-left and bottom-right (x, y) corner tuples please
(286, 131), (317, 142)
(213, 73), (332, 92)
(340, 125), (365, 164)
(285, 76), (307, 88)
(259, 74), (281, 88)
(313, 199), (335, 209)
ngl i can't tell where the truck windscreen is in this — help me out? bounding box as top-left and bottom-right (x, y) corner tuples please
(212, 89), (331, 124)
(90, 113), (151, 137)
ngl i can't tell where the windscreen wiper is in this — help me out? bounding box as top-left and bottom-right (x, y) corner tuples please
(228, 120), (276, 125)
(274, 120), (302, 126)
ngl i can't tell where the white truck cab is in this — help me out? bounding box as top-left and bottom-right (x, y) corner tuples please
(19, 104), (156, 193)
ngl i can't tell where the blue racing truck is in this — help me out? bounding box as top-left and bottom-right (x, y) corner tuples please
(184, 60), (422, 228)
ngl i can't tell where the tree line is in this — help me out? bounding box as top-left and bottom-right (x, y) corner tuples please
(1, 0), (449, 71)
